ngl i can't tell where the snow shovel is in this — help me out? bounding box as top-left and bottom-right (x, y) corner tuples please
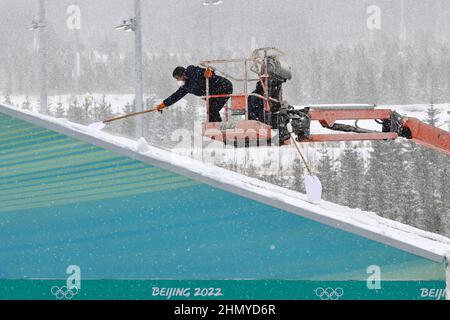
(88, 107), (159, 130)
(287, 122), (323, 204)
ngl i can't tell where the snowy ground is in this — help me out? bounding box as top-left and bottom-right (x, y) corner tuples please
(5, 94), (136, 114)
(4, 93), (189, 114)
(6, 94), (449, 126)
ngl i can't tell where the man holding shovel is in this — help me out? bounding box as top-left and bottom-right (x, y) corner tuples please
(89, 65), (233, 131)
(156, 65), (233, 122)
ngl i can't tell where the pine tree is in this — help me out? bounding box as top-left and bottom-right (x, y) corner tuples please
(81, 96), (94, 123)
(424, 103), (441, 126)
(315, 145), (336, 202)
(364, 141), (392, 215)
(309, 48), (324, 103)
(384, 140), (410, 222)
(66, 98), (85, 124)
(337, 142), (365, 209)
(3, 94), (12, 105)
(244, 163), (258, 177)
(380, 55), (398, 103)
(324, 46), (350, 102)
(397, 60), (411, 104)
(21, 96), (32, 111)
(118, 102), (136, 138)
(416, 54), (434, 103)
(437, 153), (450, 236)
(91, 95), (113, 122)
(417, 105), (445, 233)
(353, 45), (378, 103)
(291, 157), (305, 193)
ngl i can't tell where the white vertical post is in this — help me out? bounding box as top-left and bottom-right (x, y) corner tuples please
(208, 5), (213, 55)
(74, 30), (80, 94)
(400, 0), (406, 41)
(134, 0), (144, 138)
(39, 0), (48, 115)
(66, 4), (81, 94)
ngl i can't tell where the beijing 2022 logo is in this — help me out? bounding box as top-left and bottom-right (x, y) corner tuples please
(50, 265), (81, 300)
(314, 287), (344, 300)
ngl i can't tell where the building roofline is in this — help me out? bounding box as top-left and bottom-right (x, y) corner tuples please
(1, 103), (450, 263)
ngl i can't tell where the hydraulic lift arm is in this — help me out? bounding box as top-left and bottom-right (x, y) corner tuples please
(280, 106), (450, 156)
(396, 116), (450, 156)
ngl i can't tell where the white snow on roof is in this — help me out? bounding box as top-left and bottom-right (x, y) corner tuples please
(1, 103), (450, 263)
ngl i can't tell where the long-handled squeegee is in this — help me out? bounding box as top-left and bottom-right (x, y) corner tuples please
(287, 122), (322, 204)
(88, 107), (159, 130)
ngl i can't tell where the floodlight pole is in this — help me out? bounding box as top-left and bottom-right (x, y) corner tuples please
(74, 29), (80, 94)
(134, 0), (144, 138)
(117, 1), (144, 138)
(400, 0), (406, 41)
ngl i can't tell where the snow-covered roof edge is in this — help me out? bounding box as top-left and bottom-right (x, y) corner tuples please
(1, 103), (450, 263)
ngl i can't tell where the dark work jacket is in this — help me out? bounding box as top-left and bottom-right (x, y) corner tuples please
(163, 65), (233, 107)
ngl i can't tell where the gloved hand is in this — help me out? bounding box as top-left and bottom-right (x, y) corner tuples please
(204, 68), (214, 79)
(156, 102), (166, 113)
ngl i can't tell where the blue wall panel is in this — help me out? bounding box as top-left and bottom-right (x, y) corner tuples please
(0, 114), (445, 281)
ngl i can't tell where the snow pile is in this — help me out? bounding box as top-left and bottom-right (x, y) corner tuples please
(1, 103), (450, 261)
(135, 137), (151, 153)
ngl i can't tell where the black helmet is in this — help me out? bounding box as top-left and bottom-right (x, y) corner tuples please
(172, 66), (186, 78)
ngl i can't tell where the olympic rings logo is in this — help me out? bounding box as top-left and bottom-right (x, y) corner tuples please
(314, 287), (344, 300)
(51, 286), (80, 300)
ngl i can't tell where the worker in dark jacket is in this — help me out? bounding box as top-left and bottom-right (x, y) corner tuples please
(155, 65), (233, 122)
(248, 81), (265, 121)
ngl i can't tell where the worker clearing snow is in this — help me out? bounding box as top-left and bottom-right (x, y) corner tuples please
(155, 65), (233, 122)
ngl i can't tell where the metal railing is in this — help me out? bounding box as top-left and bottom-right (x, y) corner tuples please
(199, 48), (285, 124)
